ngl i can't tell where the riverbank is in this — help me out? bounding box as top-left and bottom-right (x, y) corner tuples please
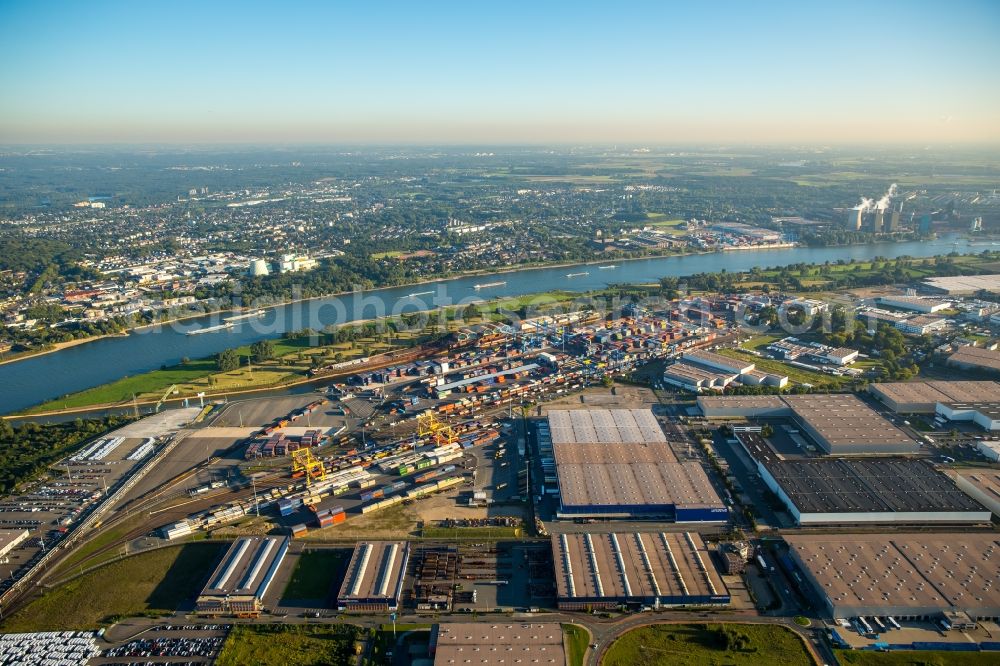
(8, 288), (593, 418)
(1, 236), (986, 416)
(0, 244), (737, 369)
(0, 333), (129, 367)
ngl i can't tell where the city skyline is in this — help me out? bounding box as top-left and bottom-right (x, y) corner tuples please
(1, 0), (998, 144)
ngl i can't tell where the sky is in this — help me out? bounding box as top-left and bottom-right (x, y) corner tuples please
(0, 0), (998, 145)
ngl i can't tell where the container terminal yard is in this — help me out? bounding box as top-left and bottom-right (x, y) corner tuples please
(3, 304), (1000, 665)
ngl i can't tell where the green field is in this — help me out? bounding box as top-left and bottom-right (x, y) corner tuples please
(646, 213), (688, 234)
(26, 359), (223, 412)
(281, 549), (345, 601)
(215, 624), (360, 666)
(602, 623), (814, 666)
(1, 543), (224, 631)
(51, 513), (149, 577)
(735, 253), (1000, 292)
(563, 623), (590, 666)
(837, 649), (999, 666)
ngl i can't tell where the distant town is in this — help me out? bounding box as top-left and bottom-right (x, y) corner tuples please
(1, 147), (1000, 666)
(3, 147), (995, 361)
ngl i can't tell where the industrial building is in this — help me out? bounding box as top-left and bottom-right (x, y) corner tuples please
(948, 345), (1000, 375)
(548, 409), (727, 521)
(869, 380), (1000, 413)
(876, 295), (951, 313)
(432, 363), (539, 397)
(551, 532), (730, 610)
(978, 440), (1000, 462)
(785, 533), (1000, 620)
(662, 351), (787, 392)
(196, 536), (289, 616)
(699, 394), (919, 455)
(923, 274), (1000, 296)
(895, 314), (948, 335)
(950, 469), (1000, 518)
(936, 402), (1000, 431)
(737, 433), (989, 525)
(336, 541), (410, 613)
(429, 623), (565, 665)
(0, 529), (29, 560)
(683, 350), (755, 375)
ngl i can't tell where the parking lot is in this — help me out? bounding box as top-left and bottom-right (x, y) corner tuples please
(91, 625), (230, 665)
(0, 437), (157, 595)
(210, 394), (348, 430)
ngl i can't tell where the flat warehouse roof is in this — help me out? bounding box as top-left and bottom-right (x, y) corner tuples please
(555, 458), (719, 508)
(949, 346), (1000, 372)
(548, 409), (724, 513)
(684, 349), (752, 372)
(548, 408), (666, 445)
(765, 458), (986, 514)
(923, 274), (1000, 294)
(870, 380), (1000, 410)
(435, 363), (539, 393)
(663, 362), (735, 384)
(698, 395), (788, 411)
(787, 533), (1000, 614)
(338, 541), (409, 603)
(431, 623), (564, 666)
(781, 394), (916, 452)
(553, 441), (677, 465)
(701, 394), (917, 453)
(201, 536), (288, 599)
(0, 529), (28, 555)
(552, 532), (727, 602)
(953, 469), (1000, 507)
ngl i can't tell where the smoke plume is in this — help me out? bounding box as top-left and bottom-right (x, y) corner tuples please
(875, 183), (897, 210)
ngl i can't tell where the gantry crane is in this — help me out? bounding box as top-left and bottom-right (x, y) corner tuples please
(291, 448), (326, 486)
(416, 411), (457, 447)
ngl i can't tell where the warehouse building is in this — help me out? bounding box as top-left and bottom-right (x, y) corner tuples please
(786, 533), (1000, 620)
(695, 394), (790, 418)
(894, 314), (948, 335)
(699, 394), (918, 455)
(0, 529), (29, 560)
(429, 623), (565, 665)
(923, 274), (1000, 296)
(936, 402), (1000, 431)
(432, 363), (539, 397)
(950, 469), (1000, 518)
(552, 532), (730, 610)
(549, 409), (727, 521)
(682, 350), (755, 375)
(337, 541), (410, 613)
(662, 361), (738, 392)
(877, 295), (951, 313)
(197, 536), (289, 616)
(978, 440), (1000, 462)
(737, 433), (989, 525)
(869, 380), (1000, 413)
(663, 351), (787, 392)
(948, 346), (1000, 376)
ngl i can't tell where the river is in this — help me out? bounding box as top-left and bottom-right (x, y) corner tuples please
(1, 235), (975, 415)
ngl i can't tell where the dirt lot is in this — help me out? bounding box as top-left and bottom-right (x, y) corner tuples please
(538, 385), (659, 414)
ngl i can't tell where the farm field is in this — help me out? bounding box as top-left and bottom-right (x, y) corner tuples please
(215, 624), (360, 666)
(0, 543), (223, 632)
(602, 623), (814, 666)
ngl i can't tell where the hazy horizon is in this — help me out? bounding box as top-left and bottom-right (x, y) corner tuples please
(2, 0), (998, 145)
